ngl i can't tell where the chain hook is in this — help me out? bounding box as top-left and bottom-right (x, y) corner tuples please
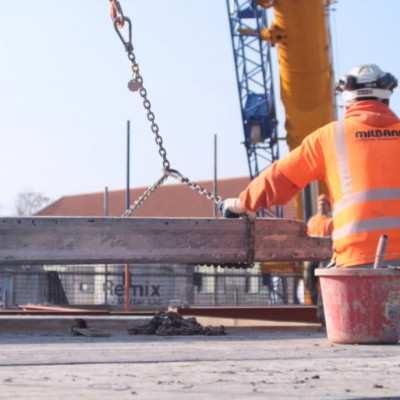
(163, 168), (185, 182)
(110, 0), (125, 28)
(113, 16), (133, 53)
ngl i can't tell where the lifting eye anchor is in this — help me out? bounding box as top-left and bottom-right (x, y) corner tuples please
(113, 16), (133, 54)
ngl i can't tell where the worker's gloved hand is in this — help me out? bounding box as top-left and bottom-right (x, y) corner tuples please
(219, 198), (246, 218)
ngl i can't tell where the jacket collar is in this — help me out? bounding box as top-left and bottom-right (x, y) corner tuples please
(344, 100), (400, 127)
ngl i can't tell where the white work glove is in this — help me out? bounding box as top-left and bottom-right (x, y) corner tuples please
(219, 198), (247, 218)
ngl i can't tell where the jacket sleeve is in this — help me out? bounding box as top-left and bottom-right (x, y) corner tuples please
(278, 128), (326, 188)
(239, 161), (302, 211)
(238, 128), (326, 212)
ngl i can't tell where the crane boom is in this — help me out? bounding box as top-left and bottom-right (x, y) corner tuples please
(267, 0), (336, 151)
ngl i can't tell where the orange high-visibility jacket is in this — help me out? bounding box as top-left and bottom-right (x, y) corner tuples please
(239, 100), (400, 267)
(307, 214), (333, 237)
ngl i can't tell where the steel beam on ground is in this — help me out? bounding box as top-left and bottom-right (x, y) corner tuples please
(0, 217), (332, 265)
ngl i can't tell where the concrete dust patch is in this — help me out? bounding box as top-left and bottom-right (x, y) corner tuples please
(0, 326), (399, 399)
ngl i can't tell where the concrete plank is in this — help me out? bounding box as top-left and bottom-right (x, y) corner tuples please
(0, 217), (332, 265)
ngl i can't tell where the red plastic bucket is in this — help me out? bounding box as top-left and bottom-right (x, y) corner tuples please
(315, 268), (400, 344)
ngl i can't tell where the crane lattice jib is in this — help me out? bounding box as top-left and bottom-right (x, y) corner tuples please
(226, 0), (280, 218)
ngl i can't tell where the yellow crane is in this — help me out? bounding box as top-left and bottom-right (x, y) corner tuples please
(260, 0), (337, 220)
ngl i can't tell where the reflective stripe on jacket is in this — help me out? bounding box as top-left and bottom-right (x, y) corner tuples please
(327, 119), (400, 266)
(240, 100), (400, 268)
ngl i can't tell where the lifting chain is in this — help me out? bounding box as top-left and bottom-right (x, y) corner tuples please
(110, 0), (222, 215)
(110, 0), (254, 268)
(165, 169), (222, 204)
(122, 174), (168, 218)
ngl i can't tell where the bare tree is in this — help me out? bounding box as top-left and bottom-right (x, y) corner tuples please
(15, 191), (51, 216)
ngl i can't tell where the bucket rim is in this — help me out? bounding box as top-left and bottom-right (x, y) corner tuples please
(315, 267), (400, 277)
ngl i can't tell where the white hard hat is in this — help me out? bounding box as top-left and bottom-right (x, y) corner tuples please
(335, 63), (397, 106)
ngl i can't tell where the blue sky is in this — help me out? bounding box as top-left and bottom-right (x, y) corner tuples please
(0, 0), (399, 215)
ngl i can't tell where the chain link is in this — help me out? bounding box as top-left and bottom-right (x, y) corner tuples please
(164, 169), (222, 205)
(113, 18), (170, 172)
(123, 174), (168, 217)
(112, 8), (222, 210)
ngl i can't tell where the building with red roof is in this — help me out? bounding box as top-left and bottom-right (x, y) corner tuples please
(37, 176), (296, 218)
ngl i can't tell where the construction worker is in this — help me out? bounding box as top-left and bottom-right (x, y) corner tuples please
(304, 194), (333, 306)
(307, 194), (332, 238)
(220, 63), (400, 271)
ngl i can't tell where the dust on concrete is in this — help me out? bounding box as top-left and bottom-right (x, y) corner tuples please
(0, 324), (399, 400)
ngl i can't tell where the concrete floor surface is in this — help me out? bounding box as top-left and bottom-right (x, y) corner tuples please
(0, 322), (399, 400)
